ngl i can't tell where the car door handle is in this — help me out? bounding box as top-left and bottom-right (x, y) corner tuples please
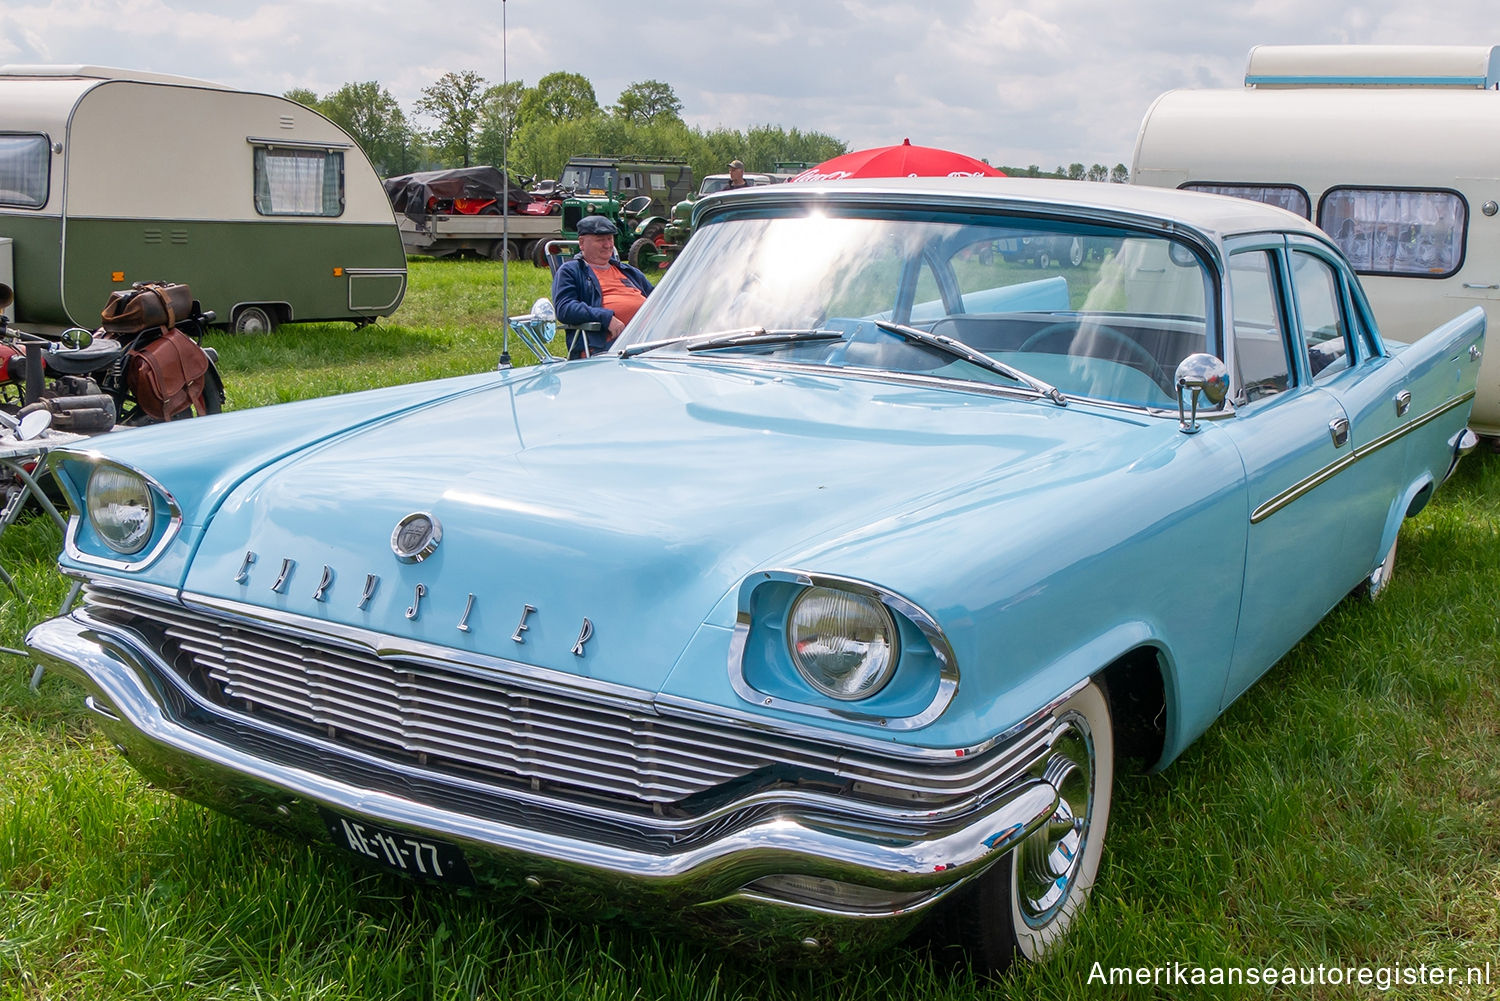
(1329, 417), (1350, 448)
(1462, 282), (1499, 290)
(1395, 390), (1412, 417)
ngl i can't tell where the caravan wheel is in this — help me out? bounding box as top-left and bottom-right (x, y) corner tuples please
(232, 306), (276, 334)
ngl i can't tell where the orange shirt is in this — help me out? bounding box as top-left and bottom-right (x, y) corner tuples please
(592, 264), (647, 329)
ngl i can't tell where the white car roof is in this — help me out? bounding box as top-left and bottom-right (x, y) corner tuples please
(724, 176), (1327, 244)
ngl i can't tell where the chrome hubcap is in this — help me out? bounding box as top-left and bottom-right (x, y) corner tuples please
(1017, 720), (1093, 926)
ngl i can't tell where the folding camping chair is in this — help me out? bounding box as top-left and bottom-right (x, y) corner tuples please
(0, 425), (88, 689)
(543, 240), (605, 359)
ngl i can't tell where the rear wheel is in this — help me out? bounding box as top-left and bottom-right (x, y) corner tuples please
(1036, 249), (1051, 269)
(945, 679), (1113, 972)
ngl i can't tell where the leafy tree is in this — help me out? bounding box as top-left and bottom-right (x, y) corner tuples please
(1067, 163), (1086, 180)
(475, 81), (526, 169)
(613, 80), (683, 125)
(1086, 163), (1108, 182)
(520, 71), (598, 124)
(1110, 163), (1130, 184)
(322, 81), (412, 176)
(283, 88), (322, 111)
(416, 70), (488, 167)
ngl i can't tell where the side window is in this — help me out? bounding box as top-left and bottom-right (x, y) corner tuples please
(649, 172), (665, 189)
(0, 133), (50, 208)
(1289, 251), (1349, 382)
(1318, 187), (1466, 278)
(253, 147), (343, 216)
(1182, 183), (1310, 219)
(1228, 251), (1291, 401)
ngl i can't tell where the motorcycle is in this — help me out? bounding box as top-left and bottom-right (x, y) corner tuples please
(0, 280), (225, 433)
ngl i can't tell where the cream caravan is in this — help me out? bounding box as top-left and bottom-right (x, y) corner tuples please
(1132, 45), (1500, 435)
(0, 65), (405, 333)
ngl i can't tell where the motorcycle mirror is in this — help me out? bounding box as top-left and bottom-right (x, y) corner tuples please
(17, 410), (51, 441)
(0, 283), (12, 312)
(60, 327), (94, 350)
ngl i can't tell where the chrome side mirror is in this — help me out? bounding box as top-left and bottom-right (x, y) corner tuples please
(60, 327), (94, 350)
(0, 408), (52, 441)
(0, 283), (13, 313)
(1174, 353), (1229, 434)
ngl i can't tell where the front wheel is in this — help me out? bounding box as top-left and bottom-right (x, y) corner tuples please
(946, 679), (1113, 971)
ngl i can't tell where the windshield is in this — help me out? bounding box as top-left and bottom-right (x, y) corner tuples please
(618, 207), (1217, 408)
(559, 165), (617, 193)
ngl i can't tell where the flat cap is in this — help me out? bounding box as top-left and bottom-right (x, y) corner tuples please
(576, 214), (617, 236)
(728, 159), (745, 170)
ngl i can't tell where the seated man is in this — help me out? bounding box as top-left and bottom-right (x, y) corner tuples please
(551, 215), (654, 358)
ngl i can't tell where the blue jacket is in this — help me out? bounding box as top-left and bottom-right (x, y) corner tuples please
(552, 255), (654, 358)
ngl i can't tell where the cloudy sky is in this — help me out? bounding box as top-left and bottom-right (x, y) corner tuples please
(1, 1), (1494, 168)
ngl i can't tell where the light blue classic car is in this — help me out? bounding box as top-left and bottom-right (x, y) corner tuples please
(27, 179), (1484, 970)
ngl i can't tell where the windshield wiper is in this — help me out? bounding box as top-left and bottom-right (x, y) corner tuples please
(872, 320), (1067, 406)
(620, 327), (843, 358)
(684, 328), (844, 352)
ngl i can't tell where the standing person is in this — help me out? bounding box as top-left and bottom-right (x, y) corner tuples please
(551, 215), (654, 358)
(726, 159), (751, 189)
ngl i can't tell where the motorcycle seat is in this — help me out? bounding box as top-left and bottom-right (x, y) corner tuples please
(43, 338), (126, 375)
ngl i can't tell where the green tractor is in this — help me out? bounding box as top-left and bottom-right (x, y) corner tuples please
(555, 155), (692, 272)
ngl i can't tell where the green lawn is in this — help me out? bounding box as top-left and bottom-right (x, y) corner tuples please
(2, 257), (1497, 1000)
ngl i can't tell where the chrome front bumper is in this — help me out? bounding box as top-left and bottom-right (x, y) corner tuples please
(28, 611), (1064, 958)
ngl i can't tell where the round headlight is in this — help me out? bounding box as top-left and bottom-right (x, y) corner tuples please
(787, 587), (899, 701)
(86, 465), (155, 555)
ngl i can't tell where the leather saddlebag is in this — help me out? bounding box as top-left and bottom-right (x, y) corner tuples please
(100, 282), (194, 335)
(127, 329), (211, 420)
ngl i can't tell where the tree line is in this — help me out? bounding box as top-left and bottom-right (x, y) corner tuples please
(285, 72), (847, 184)
(286, 71), (1129, 185)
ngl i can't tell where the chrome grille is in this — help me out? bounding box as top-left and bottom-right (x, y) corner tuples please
(83, 586), (1050, 811)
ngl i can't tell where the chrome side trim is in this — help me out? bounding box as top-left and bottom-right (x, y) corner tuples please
(727, 569), (959, 730)
(1250, 391), (1475, 524)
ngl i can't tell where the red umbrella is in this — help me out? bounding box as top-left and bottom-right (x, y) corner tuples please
(787, 139), (1004, 182)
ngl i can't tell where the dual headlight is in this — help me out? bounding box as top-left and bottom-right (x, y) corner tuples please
(84, 465), (156, 555)
(786, 586), (898, 701)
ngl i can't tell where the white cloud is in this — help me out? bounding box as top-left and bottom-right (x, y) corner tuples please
(4, 0), (1497, 167)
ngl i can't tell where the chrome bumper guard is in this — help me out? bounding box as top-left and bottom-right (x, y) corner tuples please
(1446, 427), (1479, 482)
(27, 611), (1065, 957)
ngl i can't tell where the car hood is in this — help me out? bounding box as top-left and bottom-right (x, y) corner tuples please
(181, 359), (1160, 693)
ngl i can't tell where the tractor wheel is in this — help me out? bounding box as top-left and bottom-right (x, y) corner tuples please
(628, 237), (660, 270)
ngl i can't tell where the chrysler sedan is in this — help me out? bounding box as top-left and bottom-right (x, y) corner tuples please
(28, 179), (1483, 970)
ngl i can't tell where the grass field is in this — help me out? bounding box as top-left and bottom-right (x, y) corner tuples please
(2, 257), (1497, 1000)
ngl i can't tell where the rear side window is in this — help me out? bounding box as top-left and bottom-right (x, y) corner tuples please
(253, 147), (344, 216)
(1182, 183), (1310, 219)
(0, 133), (50, 208)
(1290, 251), (1350, 382)
(1318, 187), (1466, 278)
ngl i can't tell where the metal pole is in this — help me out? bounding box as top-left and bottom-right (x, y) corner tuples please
(497, 0), (512, 369)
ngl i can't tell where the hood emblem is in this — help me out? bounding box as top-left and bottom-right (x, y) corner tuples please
(392, 512), (442, 563)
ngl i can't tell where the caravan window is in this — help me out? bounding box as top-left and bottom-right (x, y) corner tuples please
(253, 147), (344, 217)
(1181, 183), (1310, 219)
(0, 134), (49, 209)
(1318, 187), (1466, 279)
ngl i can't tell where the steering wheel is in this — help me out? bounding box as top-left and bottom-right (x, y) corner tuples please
(1019, 320), (1170, 391)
